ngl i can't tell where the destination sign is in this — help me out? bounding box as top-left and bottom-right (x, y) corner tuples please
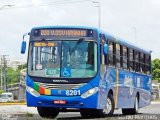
(34, 42), (56, 47)
(33, 28), (93, 37)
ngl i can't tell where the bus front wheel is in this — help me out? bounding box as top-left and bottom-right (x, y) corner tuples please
(37, 107), (59, 118)
(102, 93), (115, 116)
(80, 109), (92, 118)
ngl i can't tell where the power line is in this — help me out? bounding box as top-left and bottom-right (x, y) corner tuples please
(4, 0), (92, 10)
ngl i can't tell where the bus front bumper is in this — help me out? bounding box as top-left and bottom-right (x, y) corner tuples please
(26, 91), (98, 109)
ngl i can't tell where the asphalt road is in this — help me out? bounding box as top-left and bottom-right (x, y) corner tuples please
(0, 102), (160, 120)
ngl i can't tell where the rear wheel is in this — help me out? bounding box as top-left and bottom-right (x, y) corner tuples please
(37, 107), (59, 119)
(122, 96), (139, 115)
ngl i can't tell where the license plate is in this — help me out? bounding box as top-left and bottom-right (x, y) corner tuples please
(54, 100), (66, 104)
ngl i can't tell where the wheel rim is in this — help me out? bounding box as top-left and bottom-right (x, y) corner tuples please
(103, 97), (112, 114)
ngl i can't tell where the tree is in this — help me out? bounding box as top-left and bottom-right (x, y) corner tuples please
(7, 67), (20, 85)
(6, 63), (27, 85)
(17, 63), (27, 70)
(152, 59), (160, 82)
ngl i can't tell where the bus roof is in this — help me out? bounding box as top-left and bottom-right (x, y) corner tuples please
(31, 26), (151, 55)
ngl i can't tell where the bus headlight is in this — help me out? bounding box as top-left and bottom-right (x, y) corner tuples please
(26, 86), (40, 97)
(81, 87), (98, 98)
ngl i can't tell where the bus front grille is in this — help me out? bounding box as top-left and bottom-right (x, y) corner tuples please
(35, 82), (86, 90)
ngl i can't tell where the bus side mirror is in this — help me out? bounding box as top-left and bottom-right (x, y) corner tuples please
(103, 44), (108, 55)
(21, 41), (26, 54)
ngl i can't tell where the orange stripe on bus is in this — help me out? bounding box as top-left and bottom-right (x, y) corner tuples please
(114, 68), (119, 109)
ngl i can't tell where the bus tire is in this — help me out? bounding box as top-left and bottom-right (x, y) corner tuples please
(80, 109), (101, 118)
(80, 109), (92, 118)
(132, 96), (139, 114)
(122, 96), (139, 115)
(101, 93), (115, 117)
(37, 107), (59, 118)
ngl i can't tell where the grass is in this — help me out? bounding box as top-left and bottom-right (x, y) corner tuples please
(0, 100), (26, 105)
(154, 98), (160, 102)
(25, 112), (33, 117)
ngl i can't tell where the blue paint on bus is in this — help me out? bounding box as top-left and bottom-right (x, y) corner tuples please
(23, 26), (152, 118)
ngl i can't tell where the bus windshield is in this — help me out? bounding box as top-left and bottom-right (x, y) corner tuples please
(28, 40), (97, 78)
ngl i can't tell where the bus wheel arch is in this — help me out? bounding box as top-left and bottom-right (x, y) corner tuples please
(108, 89), (113, 97)
(136, 92), (140, 104)
(135, 92), (140, 113)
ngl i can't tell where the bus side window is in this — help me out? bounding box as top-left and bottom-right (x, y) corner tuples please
(129, 49), (134, 71)
(127, 47), (130, 70)
(140, 53), (145, 73)
(100, 34), (106, 65)
(145, 55), (151, 75)
(108, 41), (114, 66)
(134, 51), (140, 72)
(123, 46), (127, 70)
(116, 44), (120, 68)
(120, 45), (123, 68)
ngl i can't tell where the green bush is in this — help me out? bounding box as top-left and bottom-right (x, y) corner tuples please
(0, 90), (4, 94)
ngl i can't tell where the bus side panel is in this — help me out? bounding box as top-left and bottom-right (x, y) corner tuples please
(118, 70), (151, 109)
(106, 68), (135, 109)
(117, 69), (135, 109)
(105, 67), (151, 109)
(97, 65), (108, 109)
(137, 75), (151, 108)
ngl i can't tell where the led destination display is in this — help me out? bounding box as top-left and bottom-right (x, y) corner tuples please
(33, 28), (93, 37)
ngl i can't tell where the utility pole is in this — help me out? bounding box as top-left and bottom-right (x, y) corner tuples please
(0, 55), (9, 92)
(92, 1), (101, 29)
(0, 58), (2, 90)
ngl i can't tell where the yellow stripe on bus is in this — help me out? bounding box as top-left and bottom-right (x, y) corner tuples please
(45, 89), (51, 95)
(114, 68), (119, 109)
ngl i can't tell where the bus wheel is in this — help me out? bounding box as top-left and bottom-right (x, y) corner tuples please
(80, 109), (103, 118)
(132, 96), (139, 114)
(122, 96), (139, 115)
(80, 109), (92, 118)
(37, 107), (59, 118)
(102, 93), (115, 116)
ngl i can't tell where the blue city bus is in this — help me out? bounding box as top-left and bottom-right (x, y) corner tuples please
(21, 26), (152, 118)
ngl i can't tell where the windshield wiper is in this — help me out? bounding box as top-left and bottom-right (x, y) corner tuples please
(77, 38), (84, 44)
(71, 38), (85, 53)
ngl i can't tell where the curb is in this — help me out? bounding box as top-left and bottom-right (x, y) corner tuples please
(0, 103), (26, 106)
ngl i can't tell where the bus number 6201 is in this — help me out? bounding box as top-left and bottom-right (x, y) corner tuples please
(66, 90), (81, 96)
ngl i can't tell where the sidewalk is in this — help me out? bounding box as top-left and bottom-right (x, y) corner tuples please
(0, 105), (37, 114)
(151, 101), (160, 104)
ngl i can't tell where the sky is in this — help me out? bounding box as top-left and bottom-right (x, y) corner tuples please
(0, 0), (160, 62)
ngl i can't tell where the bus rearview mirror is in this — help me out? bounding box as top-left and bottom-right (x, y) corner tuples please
(103, 44), (108, 55)
(21, 41), (26, 54)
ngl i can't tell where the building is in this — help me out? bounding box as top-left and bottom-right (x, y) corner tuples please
(9, 60), (25, 70)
